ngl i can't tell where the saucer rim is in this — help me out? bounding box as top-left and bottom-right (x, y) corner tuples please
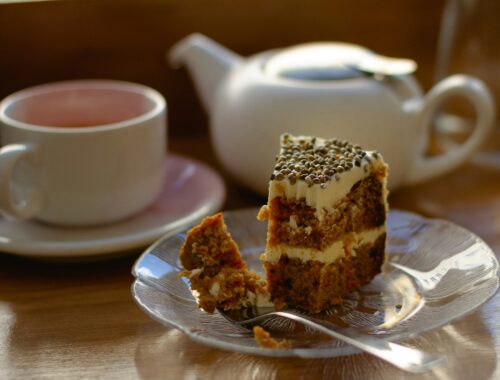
(0, 154), (225, 258)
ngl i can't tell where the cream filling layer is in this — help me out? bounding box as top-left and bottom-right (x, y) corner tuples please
(263, 226), (385, 264)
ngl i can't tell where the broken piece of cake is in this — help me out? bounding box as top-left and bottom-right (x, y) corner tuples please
(179, 213), (269, 313)
(258, 134), (388, 313)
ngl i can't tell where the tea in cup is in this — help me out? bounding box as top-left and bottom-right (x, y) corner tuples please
(0, 80), (167, 226)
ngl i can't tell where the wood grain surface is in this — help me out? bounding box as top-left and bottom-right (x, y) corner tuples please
(1, 1), (499, 379)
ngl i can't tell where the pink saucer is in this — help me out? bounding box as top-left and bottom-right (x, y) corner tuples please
(0, 154), (225, 258)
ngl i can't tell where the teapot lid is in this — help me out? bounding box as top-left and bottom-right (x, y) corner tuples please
(265, 42), (416, 80)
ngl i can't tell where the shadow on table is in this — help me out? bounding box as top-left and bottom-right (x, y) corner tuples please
(134, 295), (499, 380)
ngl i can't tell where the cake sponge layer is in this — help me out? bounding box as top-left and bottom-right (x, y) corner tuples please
(264, 234), (386, 313)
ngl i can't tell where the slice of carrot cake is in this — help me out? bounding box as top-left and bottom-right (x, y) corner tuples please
(258, 134), (388, 313)
(179, 213), (269, 313)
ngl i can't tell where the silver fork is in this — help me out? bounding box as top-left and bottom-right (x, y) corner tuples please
(218, 306), (446, 373)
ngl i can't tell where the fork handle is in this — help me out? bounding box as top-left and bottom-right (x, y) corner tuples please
(276, 311), (445, 373)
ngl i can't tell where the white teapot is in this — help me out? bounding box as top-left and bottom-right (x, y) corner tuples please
(169, 34), (494, 194)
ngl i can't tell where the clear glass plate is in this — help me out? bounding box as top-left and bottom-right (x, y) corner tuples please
(131, 208), (499, 358)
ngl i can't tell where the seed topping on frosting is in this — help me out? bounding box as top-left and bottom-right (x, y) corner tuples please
(270, 134), (378, 187)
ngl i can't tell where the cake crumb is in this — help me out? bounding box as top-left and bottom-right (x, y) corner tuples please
(257, 205), (269, 221)
(253, 326), (291, 349)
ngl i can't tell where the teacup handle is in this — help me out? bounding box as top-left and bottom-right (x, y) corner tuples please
(404, 74), (495, 185)
(0, 143), (42, 219)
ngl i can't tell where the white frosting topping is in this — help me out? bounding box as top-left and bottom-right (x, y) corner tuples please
(263, 226), (385, 264)
(269, 135), (386, 215)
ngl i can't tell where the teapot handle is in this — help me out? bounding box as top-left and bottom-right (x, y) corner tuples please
(404, 74), (495, 185)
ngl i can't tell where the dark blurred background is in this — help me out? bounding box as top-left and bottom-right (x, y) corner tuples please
(0, 0), (445, 141)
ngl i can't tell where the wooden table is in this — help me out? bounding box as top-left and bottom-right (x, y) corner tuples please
(1, 136), (499, 379)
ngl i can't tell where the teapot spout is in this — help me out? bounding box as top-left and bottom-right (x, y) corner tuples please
(168, 33), (242, 112)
